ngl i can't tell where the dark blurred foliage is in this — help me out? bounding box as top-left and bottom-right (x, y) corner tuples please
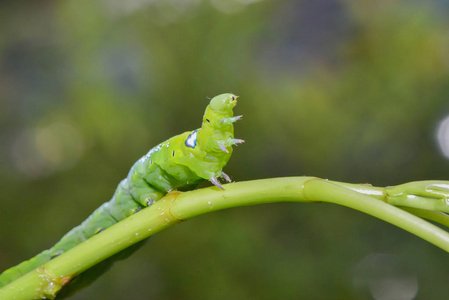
(1, 0), (449, 299)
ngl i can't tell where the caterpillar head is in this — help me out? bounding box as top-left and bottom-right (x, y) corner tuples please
(209, 93), (238, 113)
(182, 93), (242, 182)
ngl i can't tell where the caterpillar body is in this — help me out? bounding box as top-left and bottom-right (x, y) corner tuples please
(0, 93), (243, 288)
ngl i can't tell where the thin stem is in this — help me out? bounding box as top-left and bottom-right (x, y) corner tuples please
(301, 179), (449, 251)
(327, 180), (449, 228)
(398, 207), (449, 228)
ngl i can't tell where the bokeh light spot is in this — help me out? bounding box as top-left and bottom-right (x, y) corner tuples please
(10, 123), (85, 178)
(437, 114), (449, 159)
(353, 253), (418, 300)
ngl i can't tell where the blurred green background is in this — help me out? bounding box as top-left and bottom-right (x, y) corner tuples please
(1, 0), (449, 299)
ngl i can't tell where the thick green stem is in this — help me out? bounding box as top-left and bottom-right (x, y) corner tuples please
(1, 177), (449, 300)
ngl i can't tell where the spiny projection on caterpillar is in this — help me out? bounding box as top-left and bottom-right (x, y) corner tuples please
(0, 93), (243, 289)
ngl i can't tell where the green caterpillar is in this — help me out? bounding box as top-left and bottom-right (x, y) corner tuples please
(0, 93), (243, 288)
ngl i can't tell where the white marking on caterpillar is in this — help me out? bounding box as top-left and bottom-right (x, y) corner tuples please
(185, 130), (198, 148)
(138, 144), (162, 164)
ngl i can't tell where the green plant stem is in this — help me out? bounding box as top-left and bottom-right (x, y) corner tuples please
(398, 207), (449, 227)
(326, 180), (449, 227)
(2, 177), (449, 300)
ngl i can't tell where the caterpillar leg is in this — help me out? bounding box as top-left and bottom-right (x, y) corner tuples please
(210, 177), (224, 190)
(129, 177), (164, 207)
(230, 138), (245, 145)
(210, 172), (232, 189)
(220, 115), (243, 125)
(218, 138), (245, 153)
(221, 172), (232, 183)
